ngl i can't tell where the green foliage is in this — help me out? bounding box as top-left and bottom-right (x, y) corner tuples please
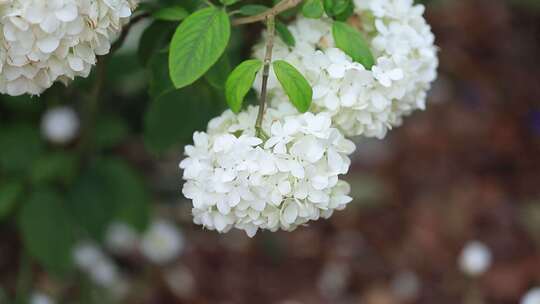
(19, 189), (75, 275)
(225, 59), (263, 113)
(323, 0), (352, 17)
(239, 4), (269, 16)
(220, 0), (240, 6)
(276, 21), (295, 47)
(332, 21), (375, 69)
(302, 0), (324, 18)
(0, 124), (43, 176)
(30, 152), (78, 185)
(138, 21), (177, 67)
(144, 84), (223, 153)
(0, 182), (23, 220)
(205, 54), (232, 89)
(272, 60), (313, 113)
(169, 7), (231, 89)
(152, 5), (189, 21)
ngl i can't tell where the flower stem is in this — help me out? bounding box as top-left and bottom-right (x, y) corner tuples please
(255, 15), (276, 140)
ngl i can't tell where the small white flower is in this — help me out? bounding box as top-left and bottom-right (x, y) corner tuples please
(521, 288), (540, 304)
(0, 0), (138, 96)
(140, 219), (184, 265)
(41, 106), (79, 144)
(30, 292), (55, 304)
(73, 242), (120, 287)
(252, 0), (438, 138)
(105, 221), (139, 255)
(180, 105), (355, 237)
(458, 241), (492, 277)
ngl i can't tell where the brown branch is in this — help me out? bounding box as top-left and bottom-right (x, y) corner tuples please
(255, 15), (276, 140)
(232, 0), (303, 26)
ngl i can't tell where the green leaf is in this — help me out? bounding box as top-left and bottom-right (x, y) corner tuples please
(276, 21), (295, 47)
(98, 159), (150, 231)
(225, 59), (262, 113)
(138, 21), (176, 66)
(323, 0), (351, 16)
(205, 54), (231, 89)
(169, 7), (231, 89)
(0, 124), (43, 176)
(30, 152), (78, 185)
(334, 0), (354, 21)
(332, 21), (375, 69)
(93, 116), (130, 150)
(144, 84), (223, 153)
(19, 189), (75, 275)
(152, 5), (188, 21)
(302, 0), (324, 18)
(67, 165), (115, 240)
(0, 182), (23, 220)
(238, 4), (269, 16)
(148, 50), (175, 98)
(220, 0), (239, 5)
(272, 60), (313, 113)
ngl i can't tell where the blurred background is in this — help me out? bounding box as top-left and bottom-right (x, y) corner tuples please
(1, 0), (540, 303)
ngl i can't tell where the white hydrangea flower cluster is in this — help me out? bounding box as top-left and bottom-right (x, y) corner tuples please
(0, 0), (137, 96)
(253, 0), (438, 138)
(180, 105), (355, 237)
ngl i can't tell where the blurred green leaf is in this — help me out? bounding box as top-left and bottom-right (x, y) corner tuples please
(0, 124), (43, 176)
(302, 0), (324, 18)
(272, 60), (313, 113)
(323, 0), (351, 17)
(67, 165), (115, 240)
(220, 0), (239, 5)
(19, 188), (75, 275)
(30, 152), (78, 185)
(205, 54), (231, 90)
(98, 159), (150, 231)
(332, 21), (375, 69)
(238, 4), (269, 16)
(225, 59), (262, 113)
(169, 7), (231, 89)
(144, 84), (222, 153)
(152, 5), (189, 21)
(276, 21), (295, 47)
(93, 116), (130, 150)
(138, 21), (176, 67)
(148, 50), (176, 99)
(0, 182), (23, 220)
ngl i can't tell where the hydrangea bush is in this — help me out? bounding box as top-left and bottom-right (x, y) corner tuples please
(253, 0), (438, 138)
(0, 0), (440, 301)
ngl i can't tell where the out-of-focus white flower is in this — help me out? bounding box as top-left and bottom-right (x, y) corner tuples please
(317, 261), (350, 299)
(140, 219), (184, 265)
(522, 288), (540, 304)
(180, 105), (355, 237)
(105, 221), (139, 255)
(30, 292), (54, 304)
(253, 0), (438, 138)
(458, 241), (492, 277)
(73, 242), (120, 287)
(41, 106), (79, 144)
(0, 0), (138, 96)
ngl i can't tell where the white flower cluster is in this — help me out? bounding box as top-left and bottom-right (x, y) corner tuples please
(106, 219), (185, 265)
(180, 105), (355, 237)
(253, 0), (438, 138)
(0, 0), (137, 96)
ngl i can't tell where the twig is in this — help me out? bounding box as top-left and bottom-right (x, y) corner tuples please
(255, 15), (276, 139)
(232, 0), (302, 25)
(110, 12), (150, 54)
